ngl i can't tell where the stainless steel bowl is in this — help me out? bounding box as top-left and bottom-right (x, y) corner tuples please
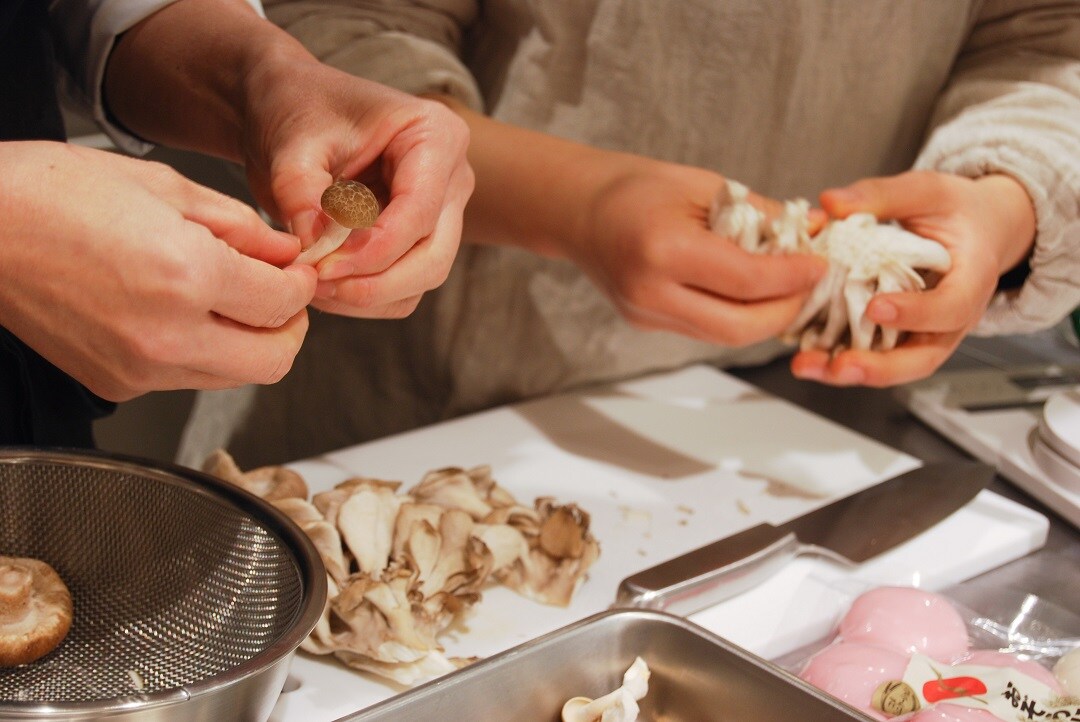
(0, 448), (325, 721)
(344, 608), (874, 721)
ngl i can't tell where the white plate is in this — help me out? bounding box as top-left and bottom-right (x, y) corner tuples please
(1039, 389), (1080, 469)
(1031, 429), (1080, 493)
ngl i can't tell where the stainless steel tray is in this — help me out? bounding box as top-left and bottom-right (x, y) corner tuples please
(341, 609), (872, 721)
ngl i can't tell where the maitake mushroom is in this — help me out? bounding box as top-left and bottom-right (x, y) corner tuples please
(202, 448), (308, 501)
(562, 656), (651, 722)
(295, 179), (381, 265)
(411, 467), (601, 607)
(710, 180), (952, 352)
(204, 452), (599, 686)
(0, 555), (73, 667)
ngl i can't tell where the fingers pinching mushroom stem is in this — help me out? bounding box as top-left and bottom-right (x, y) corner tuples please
(295, 179), (381, 265)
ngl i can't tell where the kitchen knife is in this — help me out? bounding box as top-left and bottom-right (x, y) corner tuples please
(614, 461), (994, 616)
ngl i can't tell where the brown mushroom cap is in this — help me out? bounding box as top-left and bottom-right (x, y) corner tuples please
(321, 180), (380, 229)
(0, 556), (73, 667)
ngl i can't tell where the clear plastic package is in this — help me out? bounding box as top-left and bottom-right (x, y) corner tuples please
(777, 582), (1080, 721)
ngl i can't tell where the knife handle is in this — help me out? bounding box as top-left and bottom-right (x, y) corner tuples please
(613, 523), (799, 616)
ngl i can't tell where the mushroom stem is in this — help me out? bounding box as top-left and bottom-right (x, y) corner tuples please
(295, 222), (351, 266)
(561, 657), (651, 722)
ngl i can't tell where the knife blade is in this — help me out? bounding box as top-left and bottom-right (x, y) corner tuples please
(614, 461), (994, 616)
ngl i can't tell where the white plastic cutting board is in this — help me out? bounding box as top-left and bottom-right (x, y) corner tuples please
(269, 365), (1047, 722)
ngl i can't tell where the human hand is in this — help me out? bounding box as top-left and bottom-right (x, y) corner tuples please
(791, 170), (1036, 387)
(0, 142), (317, 401)
(239, 55), (473, 319)
(103, 0), (472, 320)
(567, 160), (827, 346)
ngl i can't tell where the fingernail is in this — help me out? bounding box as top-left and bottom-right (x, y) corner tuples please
(869, 300), (898, 322)
(834, 366), (865, 385)
(319, 261), (356, 281)
(315, 280), (336, 299)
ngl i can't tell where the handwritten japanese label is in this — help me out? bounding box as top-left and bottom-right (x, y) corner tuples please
(867, 654), (1080, 721)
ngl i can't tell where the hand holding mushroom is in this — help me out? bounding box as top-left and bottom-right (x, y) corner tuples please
(794, 171), (1037, 387)
(553, 159), (827, 346)
(711, 178), (954, 354)
(711, 171), (1038, 387)
(220, 48), (473, 320)
(0, 141), (316, 402)
(98, 0), (471, 323)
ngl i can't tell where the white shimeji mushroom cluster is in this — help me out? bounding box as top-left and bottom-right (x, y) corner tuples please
(204, 450), (600, 686)
(709, 180), (952, 352)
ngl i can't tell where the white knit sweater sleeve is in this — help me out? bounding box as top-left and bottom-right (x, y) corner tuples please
(914, 0), (1080, 335)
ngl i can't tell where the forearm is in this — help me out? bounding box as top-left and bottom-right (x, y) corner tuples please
(431, 95), (644, 259)
(103, 0), (311, 163)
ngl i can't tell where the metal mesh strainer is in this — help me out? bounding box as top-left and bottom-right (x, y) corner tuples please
(0, 448), (325, 720)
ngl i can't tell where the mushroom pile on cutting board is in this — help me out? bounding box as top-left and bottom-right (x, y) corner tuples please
(204, 450), (599, 685)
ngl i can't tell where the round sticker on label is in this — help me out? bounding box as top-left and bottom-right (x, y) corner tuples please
(873, 680), (921, 716)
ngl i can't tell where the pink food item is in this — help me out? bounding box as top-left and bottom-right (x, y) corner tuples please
(1056, 646), (1080, 696)
(799, 641), (909, 720)
(839, 587), (969, 661)
(908, 703), (998, 721)
(953, 650), (1064, 694)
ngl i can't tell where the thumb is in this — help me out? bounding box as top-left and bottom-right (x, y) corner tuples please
(268, 153), (337, 245)
(819, 170), (944, 221)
